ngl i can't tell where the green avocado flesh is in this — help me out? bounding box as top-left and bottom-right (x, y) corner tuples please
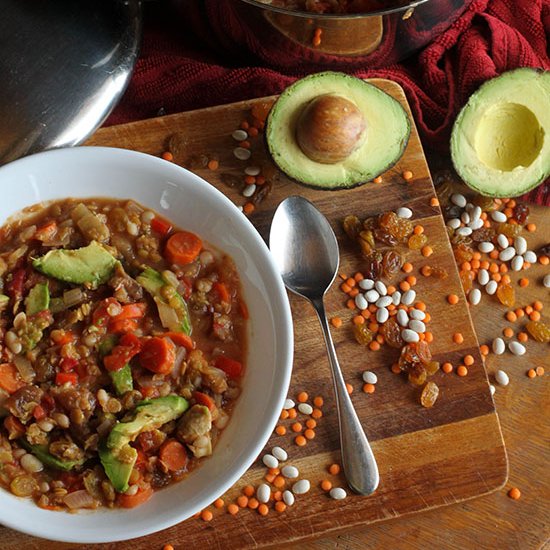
(20, 440), (85, 471)
(266, 71), (411, 189)
(100, 396), (188, 492)
(25, 283), (50, 316)
(451, 68), (550, 198)
(32, 240), (117, 286)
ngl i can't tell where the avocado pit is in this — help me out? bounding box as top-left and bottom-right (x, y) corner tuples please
(296, 94), (367, 164)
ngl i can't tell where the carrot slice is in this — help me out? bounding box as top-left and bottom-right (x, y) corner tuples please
(193, 391), (215, 411)
(118, 484), (154, 508)
(159, 439), (189, 472)
(212, 282), (230, 303)
(150, 217), (172, 237)
(111, 303), (147, 321)
(214, 356), (243, 378)
(109, 318), (139, 334)
(164, 332), (195, 352)
(164, 231), (202, 266)
(139, 337), (176, 374)
(34, 221), (57, 241)
(0, 363), (25, 394)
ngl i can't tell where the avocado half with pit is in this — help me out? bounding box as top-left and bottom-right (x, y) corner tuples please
(265, 72), (411, 189)
(451, 68), (550, 197)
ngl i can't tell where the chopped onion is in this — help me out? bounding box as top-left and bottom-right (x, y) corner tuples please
(71, 203), (110, 243)
(63, 287), (84, 308)
(156, 299), (179, 330)
(63, 489), (96, 509)
(13, 355), (35, 383)
(172, 346), (187, 378)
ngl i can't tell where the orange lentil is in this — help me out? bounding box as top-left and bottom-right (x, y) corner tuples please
(424, 331), (434, 343)
(415, 301), (427, 311)
(462, 261), (472, 271)
(341, 282), (352, 293)
(161, 151), (174, 162)
(500, 264), (508, 274)
(402, 170), (413, 181)
(421, 245), (433, 257)
(480, 260), (490, 269)
(418, 333), (426, 341)
(473, 251), (481, 260)
(214, 498), (225, 508)
(413, 225), (424, 235)
(297, 391), (308, 403)
(369, 341), (381, 351)
(239, 140), (251, 149)
(424, 312), (431, 323)
(275, 501), (287, 513)
(525, 305), (533, 314)
(349, 288), (359, 297)
(313, 396), (324, 407)
(258, 504), (269, 516)
(244, 175), (256, 185)
(339, 272), (348, 280)
(539, 255), (549, 265)
(291, 422), (302, 433)
(295, 435), (307, 446)
(264, 473), (276, 483)
(346, 382), (354, 394)
(391, 363), (401, 374)
(280, 409), (289, 420)
(430, 197), (440, 207)
(480, 212), (488, 220)
(530, 311), (541, 321)
(508, 487), (521, 500)
(536, 367), (545, 376)
(273, 491), (282, 501)
(503, 207), (513, 217)
(376, 334), (384, 344)
(312, 408), (323, 419)
(464, 354), (474, 366)
(306, 419), (317, 429)
(363, 383), (375, 394)
(354, 272), (364, 282)
(519, 278), (529, 287)
(402, 262), (414, 273)
(329, 463), (341, 475)
(243, 202), (255, 215)
(321, 479), (333, 492)
(240, 120), (249, 130)
(508, 199), (516, 208)
(275, 425), (287, 436)
(457, 365), (468, 377)
(373, 176), (383, 184)
(273, 476), (286, 488)
(201, 510), (213, 522)
(248, 126), (259, 137)
(483, 219), (491, 228)
(288, 408), (297, 419)
(527, 369), (537, 378)
(353, 315), (365, 325)
(164, 545), (174, 550)
(503, 327), (514, 338)
(399, 281), (411, 292)
(304, 428), (316, 440)
(489, 252), (499, 262)
(480, 345), (489, 356)
(471, 259), (480, 270)
(447, 294), (459, 305)
(525, 223), (536, 232)
(243, 485), (255, 497)
(421, 265), (432, 277)
(346, 299), (356, 310)
(387, 285), (397, 295)
(453, 332), (464, 344)
(517, 332), (528, 343)
(533, 300), (543, 311)
(506, 311), (517, 322)
(237, 496), (248, 508)
(491, 273), (502, 282)
(406, 275), (417, 286)
(206, 158), (219, 170)
(346, 277), (356, 288)
(331, 317), (343, 328)
(515, 308), (525, 318)
(368, 304), (377, 313)
(442, 362), (453, 374)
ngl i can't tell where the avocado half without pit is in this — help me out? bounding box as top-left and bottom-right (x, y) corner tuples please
(451, 68), (550, 197)
(266, 72), (411, 190)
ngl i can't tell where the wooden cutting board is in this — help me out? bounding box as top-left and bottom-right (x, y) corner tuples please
(1, 80), (507, 549)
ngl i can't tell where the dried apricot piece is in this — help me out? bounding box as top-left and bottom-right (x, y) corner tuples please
(420, 381), (439, 408)
(496, 283), (515, 308)
(525, 320), (550, 343)
(354, 323), (374, 346)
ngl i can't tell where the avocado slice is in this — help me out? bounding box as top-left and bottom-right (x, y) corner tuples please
(137, 267), (192, 335)
(32, 241), (117, 286)
(451, 68), (550, 197)
(100, 396), (188, 492)
(20, 440), (85, 471)
(99, 334), (134, 396)
(265, 72), (411, 189)
(0, 294), (9, 310)
(25, 283), (50, 316)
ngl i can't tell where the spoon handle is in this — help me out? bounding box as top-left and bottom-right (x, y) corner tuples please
(312, 296), (380, 495)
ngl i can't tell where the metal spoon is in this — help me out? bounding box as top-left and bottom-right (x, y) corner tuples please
(269, 196), (379, 495)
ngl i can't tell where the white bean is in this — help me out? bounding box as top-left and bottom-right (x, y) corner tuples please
(20, 453), (44, 473)
(392, 291), (402, 306)
(257, 483), (271, 504)
(374, 281), (387, 296)
(242, 184), (256, 198)
(497, 234), (509, 249)
(461, 211), (470, 224)
(329, 487), (347, 500)
(401, 289), (416, 306)
(271, 446), (288, 462)
(292, 479), (311, 495)
(469, 288), (481, 305)
(514, 236), (527, 255)
(281, 465), (299, 479)
(401, 329), (419, 343)
(359, 278), (374, 290)
(491, 210), (507, 223)
(283, 398), (295, 410)
(544, 274), (550, 288)
(396, 207), (412, 219)
(490, 384), (496, 396)
(396, 309), (409, 327)
(508, 341), (526, 356)
(451, 193), (466, 207)
(408, 319), (426, 333)
(232, 129), (248, 141)
(485, 280), (498, 295)
(492, 337), (505, 355)
(471, 206), (482, 221)
(365, 290), (380, 303)
(495, 370), (509, 386)
(262, 454), (279, 469)
(376, 296), (392, 308)
(376, 308), (389, 324)
(477, 269), (489, 286)
(511, 255), (524, 271)
(244, 165), (261, 176)
(298, 403), (313, 415)
(478, 242), (494, 253)
(447, 218), (461, 230)
(468, 218), (484, 230)
(362, 371), (378, 384)
(355, 294), (368, 311)
(283, 490), (295, 506)
(499, 247), (516, 262)
(409, 308), (425, 320)
(523, 251), (537, 264)
(456, 227), (472, 237)
(233, 147), (251, 160)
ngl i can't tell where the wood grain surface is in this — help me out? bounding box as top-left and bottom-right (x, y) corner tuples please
(4, 80), (542, 550)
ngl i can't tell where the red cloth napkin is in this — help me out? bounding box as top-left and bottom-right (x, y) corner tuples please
(109, 0), (550, 204)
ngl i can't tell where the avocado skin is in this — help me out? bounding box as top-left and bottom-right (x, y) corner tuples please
(100, 396), (188, 493)
(25, 283), (50, 316)
(32, 241), (117, 286)
(137, 267), (192, 335)
(20, 440), (85, 471)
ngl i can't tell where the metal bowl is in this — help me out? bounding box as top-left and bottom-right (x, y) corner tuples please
(233, 0), (473, 65)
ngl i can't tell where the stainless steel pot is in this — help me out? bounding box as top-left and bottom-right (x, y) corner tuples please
(234, 0), (473, 65)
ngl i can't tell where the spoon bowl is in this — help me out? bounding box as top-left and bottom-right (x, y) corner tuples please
(270, 196), (379, 496)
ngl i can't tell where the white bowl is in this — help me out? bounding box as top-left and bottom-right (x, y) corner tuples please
(0, 147), (293, 543)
